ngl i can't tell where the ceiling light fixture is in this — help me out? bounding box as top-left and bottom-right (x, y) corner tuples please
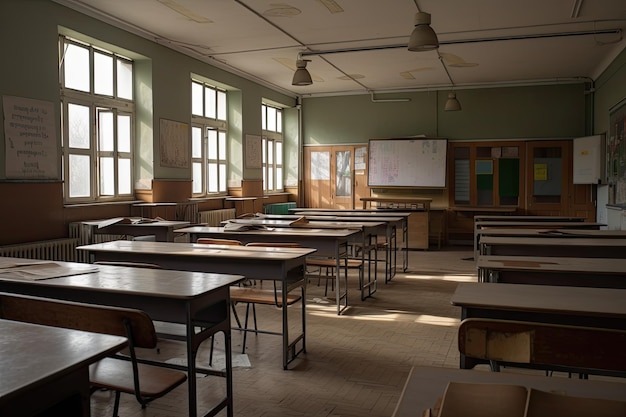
(292, 59), (312, 86)
(439, 53), (461, 111)
(408, 11), (439, 51)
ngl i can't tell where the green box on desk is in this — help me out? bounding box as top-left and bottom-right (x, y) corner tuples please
(264, 202), (296, 214)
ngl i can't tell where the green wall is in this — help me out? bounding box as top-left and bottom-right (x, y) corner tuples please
(302, 84), (587, 145)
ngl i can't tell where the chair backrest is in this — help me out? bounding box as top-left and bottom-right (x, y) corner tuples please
(458, 318), (626, 374)
(197, 237), (243, 245)
(0, 292), (157, 348)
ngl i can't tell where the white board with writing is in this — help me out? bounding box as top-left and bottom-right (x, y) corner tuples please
(368, 138), (447, 187)
(3, 95), (58, 179)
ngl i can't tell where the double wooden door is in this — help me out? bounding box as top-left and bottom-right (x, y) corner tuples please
(303, 145), (369, 209)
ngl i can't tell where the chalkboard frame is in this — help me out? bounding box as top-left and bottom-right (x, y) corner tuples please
(367, 138), (447, 188)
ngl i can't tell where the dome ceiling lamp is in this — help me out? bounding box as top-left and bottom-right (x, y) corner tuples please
(292, 58), (312, 86)
(407, 1), (439, 52)
(439, 53), (462, 111)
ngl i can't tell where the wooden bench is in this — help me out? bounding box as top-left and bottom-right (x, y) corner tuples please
(0, 292), (187, 417)
(458, 318), (626, 377)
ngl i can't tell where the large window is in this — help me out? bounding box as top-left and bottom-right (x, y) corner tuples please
(261, 104), (283, 192)
(191, 80), (228, 195)
(59, 36), (134, 202)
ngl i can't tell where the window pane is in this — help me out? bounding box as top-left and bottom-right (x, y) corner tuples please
(217, 90), (226, 121)
(192, 162), (202, 193)
(262, 138), (267, 163)
(68, 103), (90, 149)
(276, 167), (283, 189)
(98, 111), (114, 151)
(192, 126), (202, 158)
(267, 107), (276, 131)
(277, 110), (282, 133)
(219, 163), (226, 192)
(118, 157), (131, 194)
(208, 163), (218, 192)
(69, 154), (91, 197)
(205, 88), (216, 119)
(207, 130), (217, 159)
(100, 156), (114, 195)
(218, 131), (226, 160)
(276, 141), (282, 164)
(268, 140), (274, 164)
(261, 105), (267, 130)
(192, 82), (203, 116)
(263, 168), (267, 191)
(94, 51), (113, 96)
(267, 168), (274, 191)
(64, 43), (90, 92)
(117, 59), (133, 100)
(118, 114), (131, 152)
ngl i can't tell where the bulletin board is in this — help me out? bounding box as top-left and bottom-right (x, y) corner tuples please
(3, 95), (58, 179)
(245, 134), (262, 169)
(159, 118), (189, 168)
(368, 138), (447, 187)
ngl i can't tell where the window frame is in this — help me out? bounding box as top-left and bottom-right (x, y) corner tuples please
(261, 104), (283, 193)
(59, 35), (135, 204)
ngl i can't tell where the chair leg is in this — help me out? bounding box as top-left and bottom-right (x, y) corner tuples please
(112, 391), (121, 417)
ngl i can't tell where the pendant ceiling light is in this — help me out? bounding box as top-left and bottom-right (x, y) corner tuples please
(444, 92), (462, 111)
(292, 59), (312, 86)
(408, 12), (439, 52)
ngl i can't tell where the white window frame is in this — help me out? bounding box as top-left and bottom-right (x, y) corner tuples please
(191, 80), (228, 196)
(59, 35), (135, 203)
(261, 104), (283, 193)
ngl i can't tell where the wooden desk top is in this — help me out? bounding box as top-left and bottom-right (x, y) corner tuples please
(451, 282), (626, 319)
(392, 366), (626, 417)
(475, 220), (605, 228)
(476, 228), (626, 238)
(0, 256), (243, 298)
(290, 208), (412, 216)
(0, 319), (127, 405)
(474, 215), (586, 222)
(81, 218), (190, 228)
(477, 255), (626, 274)
(226, 218), (386, 229)
(176, 226), (360, 239)
(78, 240), (317, 260)
(453, 206), (517, 213)
(480, 235), (626, 247)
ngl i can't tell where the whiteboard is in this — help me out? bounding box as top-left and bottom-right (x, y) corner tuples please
(573, 134), (605, 184)
(368, 138), (447, 187)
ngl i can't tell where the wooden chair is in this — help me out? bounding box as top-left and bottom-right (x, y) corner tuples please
(458, 318), (626, 377)
(0, 292), (187, 417)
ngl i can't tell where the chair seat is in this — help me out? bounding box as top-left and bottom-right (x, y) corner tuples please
(306, 258), (362, 268)
(230, 286), (301, 307)
(90, 357), (187, 398)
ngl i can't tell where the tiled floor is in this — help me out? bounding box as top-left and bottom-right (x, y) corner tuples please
(87, 246), (491, 416)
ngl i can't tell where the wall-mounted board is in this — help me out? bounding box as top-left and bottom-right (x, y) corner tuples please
(368, 138), (447, 187)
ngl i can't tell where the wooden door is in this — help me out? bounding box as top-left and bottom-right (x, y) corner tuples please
(525, 140), (595, 220)
(304, 145), (369, 209)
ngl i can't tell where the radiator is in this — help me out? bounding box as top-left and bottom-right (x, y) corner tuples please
(0, 238), (79, 262)
(198, 208), (236, 226)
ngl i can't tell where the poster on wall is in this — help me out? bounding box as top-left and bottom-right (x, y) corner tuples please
(608, 98), (626, 205)
(245, 134), (262, 169)
(159, 118), (189, 168)
(3, 95), (58, 179)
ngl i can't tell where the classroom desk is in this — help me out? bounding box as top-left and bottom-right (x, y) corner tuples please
(477, 255), (626, 287)
(175, 226), (360, 315)
(0, 258), (242, 417)
(450, 282), (626, 370)
(223, 217), (382, 292)
(78, 240), (315, 369)
(0, 319), (127, 417)
(479, 235), (626, 258)
(75, 218), (191, 242)
(277, 212), (409, 275)
(473, 215), (587, 222)
(392, 366), (626, 417)
(473, 220), (605, 259)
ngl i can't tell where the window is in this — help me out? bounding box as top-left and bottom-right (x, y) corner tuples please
(191, 80), (228, 195)
(59, 36), (134, 202)
(261, 104), (283, 192)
